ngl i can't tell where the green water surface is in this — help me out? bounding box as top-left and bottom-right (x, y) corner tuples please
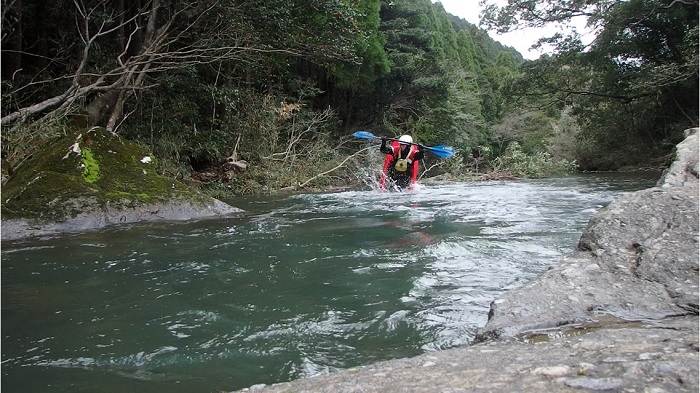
(1, 173), (660, 392)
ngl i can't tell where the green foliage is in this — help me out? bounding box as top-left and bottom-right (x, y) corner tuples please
(486, 0), (698, 170)
(121, 66), (249, 178)
(2, 0), (555, 197)
(330, 0), (390, 90)
(492, 142), (577, 178)
(433, 151), (470, 179)
(371, 0), (514, 152)
(545, 107), (585, 163)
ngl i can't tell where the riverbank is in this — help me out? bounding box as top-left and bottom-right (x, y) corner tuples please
(233, 130), (699, 393)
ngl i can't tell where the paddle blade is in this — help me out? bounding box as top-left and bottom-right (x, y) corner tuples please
(353, 131), (378, 140)
(426, 145), (455, 159)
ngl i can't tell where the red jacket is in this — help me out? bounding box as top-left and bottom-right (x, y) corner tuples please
(380, 141), (421, 190)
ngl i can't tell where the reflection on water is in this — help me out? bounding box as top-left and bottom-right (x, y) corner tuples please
(1, 173), (659, 392)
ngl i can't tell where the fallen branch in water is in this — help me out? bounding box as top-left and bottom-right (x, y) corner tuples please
(297, 145), (375, 189)
(417, 161), (443, 181)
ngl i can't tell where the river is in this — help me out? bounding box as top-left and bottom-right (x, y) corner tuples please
(1, 172), (660, 392)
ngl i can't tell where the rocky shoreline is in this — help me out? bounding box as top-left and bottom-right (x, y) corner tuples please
(0, 197), (241, 241)
(234, 129), (699, 392)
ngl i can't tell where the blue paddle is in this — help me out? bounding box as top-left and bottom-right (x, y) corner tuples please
(353, 131), (455, 159)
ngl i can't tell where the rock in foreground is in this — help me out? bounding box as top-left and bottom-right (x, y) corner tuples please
(1, 127), (242, 240)
(238, 316), (697, 393)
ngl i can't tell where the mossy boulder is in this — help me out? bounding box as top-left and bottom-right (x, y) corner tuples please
(1, 127), (242, 240)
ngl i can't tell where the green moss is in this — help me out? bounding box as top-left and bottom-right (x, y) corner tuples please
(1, 126), (208, 222)
(104, 191), (131, 199)
(81, 148), (101, 183)
(2, 172), (101, 220)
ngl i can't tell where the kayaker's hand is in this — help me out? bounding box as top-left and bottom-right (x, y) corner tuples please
(414, 148), (425, 161)
(380, 137), (391, 154)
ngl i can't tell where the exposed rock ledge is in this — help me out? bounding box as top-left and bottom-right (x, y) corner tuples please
(235, 128), (699, 392)
(0, 197), (240, 241)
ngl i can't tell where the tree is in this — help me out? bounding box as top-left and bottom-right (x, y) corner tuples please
(1, 0), (534, 192)
(481, 0), (699, 169)
(1, 0), (363, 131)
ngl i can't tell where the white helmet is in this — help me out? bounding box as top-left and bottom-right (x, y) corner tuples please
(398, 135), (413, 145)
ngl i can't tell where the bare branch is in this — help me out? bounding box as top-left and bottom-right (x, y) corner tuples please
(298, 145), (374, 189)
(661, 0), (700, 9)
(1, 0), (352, 128)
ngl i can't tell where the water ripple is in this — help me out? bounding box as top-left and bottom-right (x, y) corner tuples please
(0, 174), (659, 393)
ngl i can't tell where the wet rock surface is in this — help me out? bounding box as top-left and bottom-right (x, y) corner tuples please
(235, 129), (699, 392)
(1, 197), (240, 241)
(239, 316), (697, 393)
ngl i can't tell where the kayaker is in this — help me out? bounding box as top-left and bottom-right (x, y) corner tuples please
(379, 135), (424, 191)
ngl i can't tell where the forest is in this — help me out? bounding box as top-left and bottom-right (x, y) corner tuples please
(2, 0), (698, 196)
